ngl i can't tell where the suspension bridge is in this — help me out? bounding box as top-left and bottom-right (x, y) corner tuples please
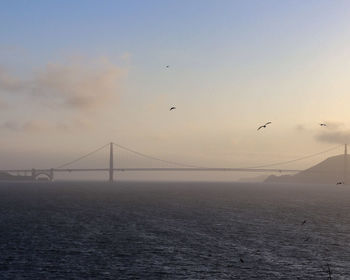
(0, 142), (346, 182)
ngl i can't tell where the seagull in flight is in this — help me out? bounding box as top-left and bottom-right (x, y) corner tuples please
(170, 106), (176, 111)
(257, 122), (272, 130)
(336, 181), (344, 185)
(320, 123), (327, 127)
(326, 263), (332, 279)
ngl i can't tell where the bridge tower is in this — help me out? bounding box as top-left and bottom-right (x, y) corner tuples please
(31, 168), (36, 180)
(109, 142), (114, 183)
(50, 168), (54, 182)
(31, 168), (54, 181)
(344, 144), (348, 185)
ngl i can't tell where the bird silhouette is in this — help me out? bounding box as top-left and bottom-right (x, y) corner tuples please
(320, 123), (327, 126)
(326, 263), (332, 280)
(170, 106), (176, 111)
(239, 258), (244, 263)
(336, 181), (344, 185)
(257, 122), (272, 130)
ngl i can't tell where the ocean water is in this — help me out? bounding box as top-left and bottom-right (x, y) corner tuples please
(0, 181), (349, 279)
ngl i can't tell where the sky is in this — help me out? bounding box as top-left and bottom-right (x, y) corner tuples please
(1, 0), (350, 180)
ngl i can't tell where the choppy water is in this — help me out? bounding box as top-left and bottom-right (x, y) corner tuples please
(0, 181), (349, 279)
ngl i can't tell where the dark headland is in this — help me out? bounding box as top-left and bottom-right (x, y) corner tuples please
(265, 154), (350, 184)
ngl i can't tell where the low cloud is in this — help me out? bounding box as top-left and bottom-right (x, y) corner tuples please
(294, 121), (350, 144)
(315, 130), (350, 144)
(321, 121), (344, 131)
(295, 121), (344, 133)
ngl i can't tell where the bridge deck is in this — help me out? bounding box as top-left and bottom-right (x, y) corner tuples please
(2, 168), (301, 173)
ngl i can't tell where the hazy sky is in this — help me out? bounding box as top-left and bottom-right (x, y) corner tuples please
(1, 1), (350, 179)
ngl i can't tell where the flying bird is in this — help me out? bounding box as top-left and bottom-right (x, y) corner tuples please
(239, 258), (244, 263)
(170, 106), (176, 111)
(301, 220), (307, 225)
(166, 65), (170, 68)
(320, 123), (327, 127)
(257, 122), (272, 130)
(326, 263), (332, 279)
(336, 181), (344, 185)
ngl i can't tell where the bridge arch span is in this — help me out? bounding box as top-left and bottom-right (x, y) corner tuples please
(31, 169), (54, 182)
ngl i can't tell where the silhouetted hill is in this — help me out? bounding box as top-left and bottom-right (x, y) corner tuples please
(265, 154), (350, 184)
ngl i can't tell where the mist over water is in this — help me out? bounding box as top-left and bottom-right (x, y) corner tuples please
(0, 181), (349, 279)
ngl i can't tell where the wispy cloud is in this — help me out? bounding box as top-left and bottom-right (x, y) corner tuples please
(0, 118), (93, 133)
(22, 120), (52, 132)
(34, 59), (125, 111)
(0, 58), (125, 112)
(0, 120), (20, 130)
(0, 68), (25, 92)
(0, 57), (126, 133)
(0, 98), (8, 109)
(295, 124), (306, 132)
